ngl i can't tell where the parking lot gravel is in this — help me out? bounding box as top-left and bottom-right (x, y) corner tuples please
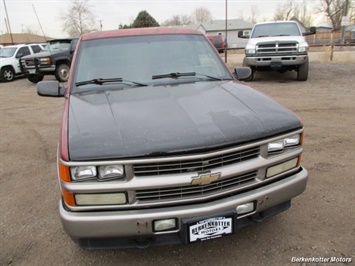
(0, 60), (354, 265)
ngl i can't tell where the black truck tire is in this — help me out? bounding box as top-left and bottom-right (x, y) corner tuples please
(27, 74), (44, 83)
(297, 59), (309, 81)
(1, 66), (15, 82)
(55, 63), (70, 82)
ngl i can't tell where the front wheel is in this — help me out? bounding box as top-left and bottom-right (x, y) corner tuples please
(27, 74), (44, 83)
(297, 59), (309, 81)
(55, 63), (70, 82)
(1, 66), (15, 82)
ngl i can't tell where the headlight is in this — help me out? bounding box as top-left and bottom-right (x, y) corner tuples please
(268, 139), (284, 151)
(39, 57), (51, 64)
(246, 48), (256, 55)
(298, 43), (308, 53)
(98, 165), (124, 181)
(268, 134), (301, 152)
(245, 45), (256, 55)
(70, 165), (125, 182)
(70, 166), (96, 181)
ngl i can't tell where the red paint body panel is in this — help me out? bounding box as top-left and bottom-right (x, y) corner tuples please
(81, 27), (203, 41)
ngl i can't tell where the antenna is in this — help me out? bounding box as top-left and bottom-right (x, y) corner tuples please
(32, 4), (47, 41)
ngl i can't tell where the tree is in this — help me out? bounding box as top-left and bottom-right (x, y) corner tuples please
(191, 7), (213, 24)
(22, 26), (36, 35)
(293, 0), (314, 27)
(162, 15), (191, 26)
(272, 0), (316, 27)
(119, 23), (132, 29)
(249, 5), (259, 24)
(132, 11), (159, 28)
(318, 0), (354, 31)
(273, 1), (293, 21)
(60, 0), (97, 37)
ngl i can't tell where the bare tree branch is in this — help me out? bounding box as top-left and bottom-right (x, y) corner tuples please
(249, 5), (259, 23)
(318, 0), (353, 30)
(60, 0), (98, 37)
(162, 15), (191, 26)
(191, 7), (213, 24)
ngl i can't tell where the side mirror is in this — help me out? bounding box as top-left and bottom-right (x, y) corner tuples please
(16, 53), (23, 59)
(303, 27), (316, 36)
(233, 67), (252, 81)
(37, 81), (65, 97)
(238, 31), (249, 39)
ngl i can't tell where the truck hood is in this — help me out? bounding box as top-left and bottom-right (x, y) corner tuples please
(68, 81), (302, 160)
(247, 36), (306, 46)
(21, 49), (66, 59)
(0, 57), (15, 66)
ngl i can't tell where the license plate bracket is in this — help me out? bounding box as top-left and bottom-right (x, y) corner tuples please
(271, 62), (282, 68)
(186, 214), (234, 243)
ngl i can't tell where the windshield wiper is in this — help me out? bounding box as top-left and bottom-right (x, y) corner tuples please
(195, 73), (228, 81)
(152, 72), (225, 81)
(152, 72), (196, 80)
(75, 78), (148, 87)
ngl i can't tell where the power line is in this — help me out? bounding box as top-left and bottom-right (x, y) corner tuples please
(32, 4), (47, 41)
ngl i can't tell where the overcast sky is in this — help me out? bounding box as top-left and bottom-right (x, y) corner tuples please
(1, 0), (321, 38)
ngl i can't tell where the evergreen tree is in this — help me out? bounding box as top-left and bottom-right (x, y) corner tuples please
(132, 11), (160, 28)
(119, 23), (132, 29)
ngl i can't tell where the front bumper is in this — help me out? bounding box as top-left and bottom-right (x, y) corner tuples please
(60, 167), (308, 248)
(21, 65), (55, 75)
(245, 54), (308, 67)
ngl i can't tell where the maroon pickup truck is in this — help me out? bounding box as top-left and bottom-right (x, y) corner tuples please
(37, 28), (308, 249)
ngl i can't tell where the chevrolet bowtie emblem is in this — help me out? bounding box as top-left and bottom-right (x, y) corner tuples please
(191, 172), (221, 185)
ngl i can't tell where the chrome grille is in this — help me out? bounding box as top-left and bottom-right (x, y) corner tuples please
(257, 42), (298, 54)
(133, 147), (260, 176)
(136, 171), (257, 201)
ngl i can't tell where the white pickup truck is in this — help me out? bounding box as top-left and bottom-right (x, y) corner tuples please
(0, 44), (44, 82)
(238, 21), (316, 81)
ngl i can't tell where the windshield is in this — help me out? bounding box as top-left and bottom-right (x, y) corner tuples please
(72, 34), (231, 92)
(251, 22), (301, 38)
(44, 41), (71, 52)
(0, 47), (17, 58)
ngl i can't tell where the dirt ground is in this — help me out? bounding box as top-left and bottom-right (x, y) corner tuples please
(0, 58), (354, 265)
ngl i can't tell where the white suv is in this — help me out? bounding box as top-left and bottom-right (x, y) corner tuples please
(0, 44), (44, 82)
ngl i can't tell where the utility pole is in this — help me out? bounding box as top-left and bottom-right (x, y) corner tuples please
(4, 18), (9, 33)
(341, 0), (349, 44)
(3, 0), (14, 44)
(99, 20), (103, 31)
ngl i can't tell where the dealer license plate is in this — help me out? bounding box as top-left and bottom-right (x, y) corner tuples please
(188, 216), (233, 243)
